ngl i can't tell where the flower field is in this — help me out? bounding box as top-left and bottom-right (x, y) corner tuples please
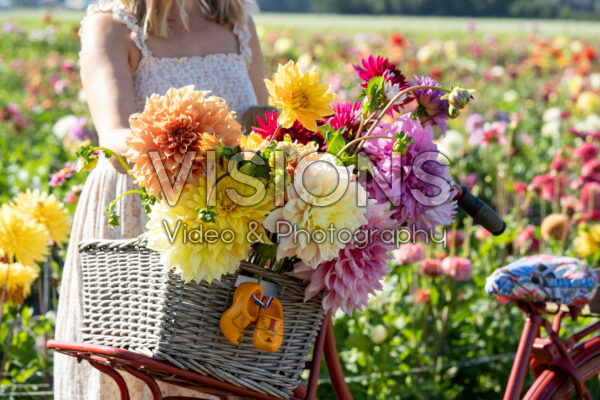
(1, 10), (600, 398)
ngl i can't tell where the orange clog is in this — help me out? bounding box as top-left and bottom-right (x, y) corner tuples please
(252, 296), (284, 352)
(220, 282), (264, 345)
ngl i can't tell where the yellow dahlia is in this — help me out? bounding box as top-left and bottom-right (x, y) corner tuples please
(576, 91), (600, 116)
(125, 85), (242, 197)
(263, 153), (368, 268)
(12, 189), (71, 247)
(265, 60), (336, 132)
(0, 205), (49, 266)
(240, 132), (267, 152)
(0, 263), (39, 304)
(146, 169), (275, 283)
(574, 224), (600, 257)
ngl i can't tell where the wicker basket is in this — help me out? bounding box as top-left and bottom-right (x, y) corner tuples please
(79, 238), (325, 399)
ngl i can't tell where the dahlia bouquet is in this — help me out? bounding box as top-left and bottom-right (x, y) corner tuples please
(76, 54), (475, 315)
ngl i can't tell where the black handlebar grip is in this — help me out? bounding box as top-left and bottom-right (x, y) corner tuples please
(457, 186), (506, 236)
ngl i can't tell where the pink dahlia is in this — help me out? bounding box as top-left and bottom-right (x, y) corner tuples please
(354, 55), (412, 112)
(447, 230), (466, 249)
(420, 258), (442, 277)
(581, 182), (600, 220)
(354, 55), (409, 90)
(465, 114), (484, 136)
(475, 227), (491, 240)
(49, 162), (77, 187)
(529, 173), (566, 202)
(574, 142), (599, 163)
(550, 156), (568, 174)
(561, 195), (581, 217)
(513, 225), (540, 253)
(326, 101), (361, 138)
(68, 116), (93, 141)
(481, 121), (507, 147)
(411, 75), (449, 132)
(363, 114), (457, 231)
(441, 257), (472, 282)
(570, 127), (600, 141)
(392, 243), (424, 266)
(291, 202), (397, 315)
(513, 181), (528, 198)
(582, 159), (600, 179)
(252, 110), (324, 146)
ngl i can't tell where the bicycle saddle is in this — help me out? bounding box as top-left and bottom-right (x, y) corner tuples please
(485, 255), (597, 305)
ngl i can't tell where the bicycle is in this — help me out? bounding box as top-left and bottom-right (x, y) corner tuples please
(48, 187), (600, 399)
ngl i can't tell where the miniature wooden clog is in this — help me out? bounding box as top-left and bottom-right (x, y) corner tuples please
(252, 297), (284, 352)
(220, 282), (264, 345)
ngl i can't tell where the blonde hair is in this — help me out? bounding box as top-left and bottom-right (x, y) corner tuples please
(119, 0), (258, 38)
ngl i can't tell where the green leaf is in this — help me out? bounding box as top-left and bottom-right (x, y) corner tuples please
(325, 128), (346, 156)
(254, 243), (278, 259)
(107, 212), (120, 228)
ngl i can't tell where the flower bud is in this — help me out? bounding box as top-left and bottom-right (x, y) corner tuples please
(76, 157), (97, 172)
(444, 87), (475, 110)
(448, 105), (461, 119)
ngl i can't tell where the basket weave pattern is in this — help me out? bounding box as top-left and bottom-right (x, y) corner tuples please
(79, 238), (324, 398)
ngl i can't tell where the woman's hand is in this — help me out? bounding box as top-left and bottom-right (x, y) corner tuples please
(79, 12), (139, 174)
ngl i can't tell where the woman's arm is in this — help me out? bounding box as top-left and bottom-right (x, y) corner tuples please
(80, 12), (138, 173)
(247, 17), (268, 105)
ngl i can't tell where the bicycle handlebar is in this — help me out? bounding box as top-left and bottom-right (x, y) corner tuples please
(455, 186), (506, 236)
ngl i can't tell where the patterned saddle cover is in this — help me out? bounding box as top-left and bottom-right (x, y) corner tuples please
(485, 255), (598, 305)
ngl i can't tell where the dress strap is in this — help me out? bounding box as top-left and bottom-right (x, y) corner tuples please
(80, 0), (152, 58)
(233, 19), (252, 67)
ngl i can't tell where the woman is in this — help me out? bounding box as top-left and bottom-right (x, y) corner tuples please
(54, 0), (267, 398)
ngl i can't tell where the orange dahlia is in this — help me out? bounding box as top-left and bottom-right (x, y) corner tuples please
(125, 85), (242, 196)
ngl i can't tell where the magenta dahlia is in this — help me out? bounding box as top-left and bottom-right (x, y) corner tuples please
(354, 55), (412, 111)
(583, 159), (600, 179)
(291, 202), (397, 315)
(354, 55), (408, 88)
(326, 101), (362, 138)
(529, 173), (566, 202)
(252, 110), (325, 146)
(574, 142), (599, 163)
(581, 182), (600, 220)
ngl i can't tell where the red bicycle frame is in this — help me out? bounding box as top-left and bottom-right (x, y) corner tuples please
(48, 312), (353, 400)
(503, 301), (600, 400)
(50, 301), (600, 399)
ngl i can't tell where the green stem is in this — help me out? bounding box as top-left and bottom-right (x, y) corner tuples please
(432, 280), (456, 369)
(267, 125), (282, 146)
(353, 85), (449, 155)
(347, 110), (375, 143)
(0, 303), (22, 374)
(0, 263), (10, 327)
(449, 219), (459, 258)
(94, 146), (131, 174)
(336, 136), (398, 158)
(106, 189), (145, 216)
(207, 173), (230, 206)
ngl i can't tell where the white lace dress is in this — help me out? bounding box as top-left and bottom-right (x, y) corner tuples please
(53, 1), (258, 398)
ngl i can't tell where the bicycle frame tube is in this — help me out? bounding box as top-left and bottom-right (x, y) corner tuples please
(503, 312), (543, 400)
